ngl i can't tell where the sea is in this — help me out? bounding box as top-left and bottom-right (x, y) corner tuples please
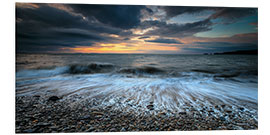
(16, 53), (258, 116)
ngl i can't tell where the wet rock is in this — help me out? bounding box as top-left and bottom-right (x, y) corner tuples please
(23, 129), (37, 133)
(85, 126), (95, 132)
(218, 126), (227, 130)
(70, 125), (76, 129)
(208, 110), (214, 113)
(158, 112), (167, 116)
(35, 122), (51, 127)
(232, 125), (244, 130)
(49, 126), (59, 130)
(79, 115), (91, 120)
(147, 105), (154, 110)
(95, 115), (103, 118)
(226, 110), (232, 113)
(219, 116), (226, 121)
(110, 128), (117, 132)
(92, 111), (104, 115)
(239, 107), (245, 111)
(62, 127), (70, 131)
(48, 96), (60, 102)
(179, 112), (186, 115)
(59, 118), (66, 122)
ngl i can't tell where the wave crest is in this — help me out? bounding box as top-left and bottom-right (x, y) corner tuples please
(117, 66), (165, 75)
(68, 63), (115, 74)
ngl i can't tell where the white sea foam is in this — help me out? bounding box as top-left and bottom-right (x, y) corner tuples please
(16, 72), (258, 117)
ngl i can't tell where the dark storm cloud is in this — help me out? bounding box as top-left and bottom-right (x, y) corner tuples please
(145, 38), (183, 44)
(141, 19), (212, 37)
(16, 4), (137, 52)
(139, 7), (257, 38)
(17, 28), (103, 46)
(16, 4), (128, 34)
(162, 6), (257, 20)
(68, 4), (148, 29)
(209, 8), (257, 21)
(16, 4), (82, 28)
(182, 42), (258, 53)
(162, 6), (216, 18)
(138, 36), (150, 39)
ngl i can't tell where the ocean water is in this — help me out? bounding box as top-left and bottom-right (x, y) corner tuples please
(16, 54), (258, 116)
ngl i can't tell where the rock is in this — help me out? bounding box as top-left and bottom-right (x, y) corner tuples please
(95, 115), (103, 118)
(218, 126), (227, 130)
(208, 110), (214, 113)
(79, 115), (91, 120)
(106, 105), (113, 109)
(70, 125), (76, 129)
(35, 122), (51, 127)
(239, 107), (245, 111)
(221, 105), (226, 108)
(23, 129), (37, 133)
(120, 127), (126, 131)
(147, 105), (154, 110)
(179, 112), (186, 115)
(62, 127), (70, 131)
(49, 126), (59, 130)
(220, 116), (226, 121)
(81, 126), (86, 131)
(48, 96), (60, 101)
(226, 110), (232, 113)
(92, 111), (104, 115)
(232, 125), (244, 130)
(110, 128), (117, 132)
(158, 112), (167, 116)
(59, 118), (66, 122)
(237, 123), (249, 126)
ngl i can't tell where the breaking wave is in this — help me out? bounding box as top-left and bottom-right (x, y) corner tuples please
(117, 66), (165, 75)
(68, 63), (115, 74)
(16, 62), (257, 82)
(16, 67), (258, 117)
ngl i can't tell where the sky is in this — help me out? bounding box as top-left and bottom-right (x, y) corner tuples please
(16, 3), (258, 54)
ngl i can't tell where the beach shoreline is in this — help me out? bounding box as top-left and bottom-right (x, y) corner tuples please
(16, 95), (258, 133)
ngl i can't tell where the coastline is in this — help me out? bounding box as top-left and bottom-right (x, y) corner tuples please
(16, 95), (258, 133)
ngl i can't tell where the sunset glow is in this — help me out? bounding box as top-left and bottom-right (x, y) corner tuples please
(16, 3), (258, 54)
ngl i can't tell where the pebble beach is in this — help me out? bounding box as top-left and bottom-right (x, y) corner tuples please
(16, 94), (257, 133)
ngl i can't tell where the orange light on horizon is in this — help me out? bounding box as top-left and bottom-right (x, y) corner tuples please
(60, 42), (180, 54)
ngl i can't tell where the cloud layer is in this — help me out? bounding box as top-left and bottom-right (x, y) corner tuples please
(145, 38), (183, 44)
(16, 3), (258, 54)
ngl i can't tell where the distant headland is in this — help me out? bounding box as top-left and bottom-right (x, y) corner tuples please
(204, 50), (258, 55)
